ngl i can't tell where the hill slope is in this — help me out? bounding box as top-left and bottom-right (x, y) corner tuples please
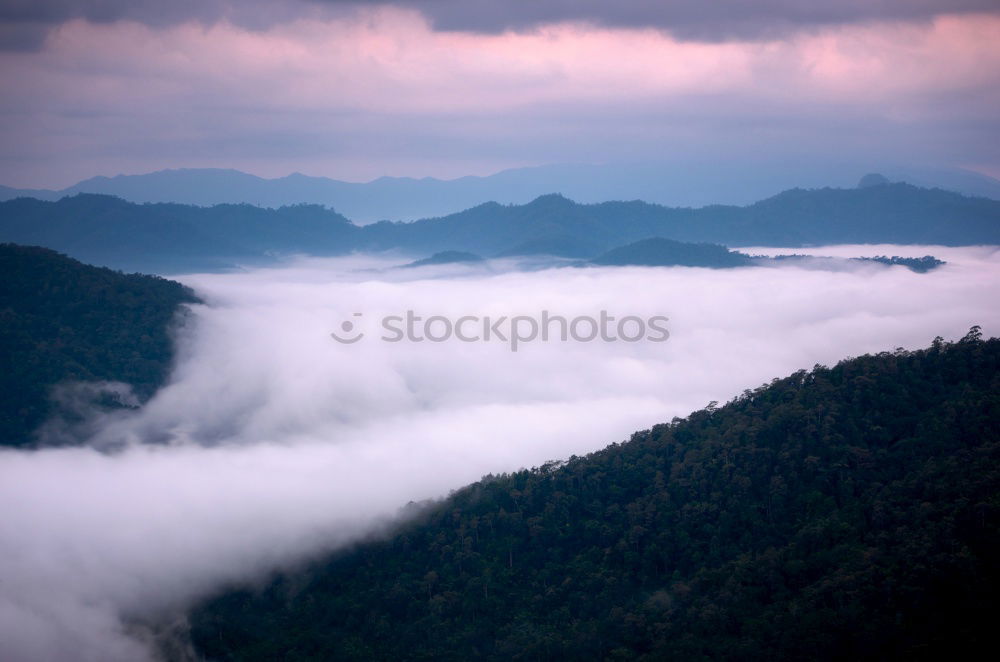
(0, 244), (198, 447)
(404, 251), (485, 268)
(0, 195), (358, 273)
(590, 237), (754, 268)
(188, 329), (1000, 661)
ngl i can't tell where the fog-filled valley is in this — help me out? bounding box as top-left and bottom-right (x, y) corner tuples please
(2, 245), (998, 660)
(3, 1), (1000, 659)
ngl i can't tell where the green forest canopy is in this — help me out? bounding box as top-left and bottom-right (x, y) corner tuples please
(189, 328), (999, 661)
(0, 243), (198, 447)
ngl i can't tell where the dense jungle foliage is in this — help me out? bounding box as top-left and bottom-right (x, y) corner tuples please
(0, 243), (198, 447)
(189, 328), (999, 661)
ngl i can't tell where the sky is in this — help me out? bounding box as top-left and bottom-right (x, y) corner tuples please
(0, 0), (999, 188)
(1, 245), (999, 660)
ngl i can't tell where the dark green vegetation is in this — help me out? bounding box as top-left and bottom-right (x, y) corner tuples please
(854, 255), (945, 273)
(189, 329), (999, 661)
(0, 244), (198, 447)
(1, 183), (997, 272)
(404, 251), (485, 268)
(556, 240), (940, 272)
(765, 254), (946, 273)
(589, 238), (754, 268)
(403, 242), (943, 273)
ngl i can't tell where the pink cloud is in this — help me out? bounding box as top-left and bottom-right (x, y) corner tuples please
(0, 8), (997, 185)
(13, 9), (992, 115)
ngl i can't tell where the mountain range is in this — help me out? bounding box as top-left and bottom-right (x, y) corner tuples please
(3, 162), (1000, 223)
(1, 182), (998, 273)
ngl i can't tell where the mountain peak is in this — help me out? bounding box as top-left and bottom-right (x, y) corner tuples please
(858, 173), (891, 188)
(528, 192), (575, 206)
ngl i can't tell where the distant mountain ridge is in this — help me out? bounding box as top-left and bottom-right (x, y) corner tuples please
(1, 183), (997, 273)
(0, 196), (357, 272)
(3, 162), (1000, 222)
(358, 184), (999, 254)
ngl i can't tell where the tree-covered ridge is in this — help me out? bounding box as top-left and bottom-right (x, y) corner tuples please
(1, 182), (997, 272)
(189, 329), (999, 661)
(401, 243), (944, 272)
(0, 195), (358, 273)
(0, 243), (199, 447)
(359, 184), (1000, 254)
(589, 238), (754, 268)
(404, 251), (486, 268)
(764, 254), (945, 273)
(852, 255), (944, 272)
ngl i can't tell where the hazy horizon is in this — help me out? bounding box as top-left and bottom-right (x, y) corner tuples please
(2, 1), (998, 189)
(5, 160), (1000, 192)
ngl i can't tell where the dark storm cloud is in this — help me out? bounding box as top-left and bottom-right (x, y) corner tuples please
(380, 0), (1000, 40)
(2, 0), (997, 50)
(0, 0), (327, 50)
(0, 0), (301, 26)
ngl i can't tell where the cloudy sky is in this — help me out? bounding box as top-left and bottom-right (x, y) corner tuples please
(1, 0), (999, 188)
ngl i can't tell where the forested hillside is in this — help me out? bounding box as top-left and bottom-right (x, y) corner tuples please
(189, 329), (1000, 661)
(589, 238), (754, 267)
(0, 244), (198, 447)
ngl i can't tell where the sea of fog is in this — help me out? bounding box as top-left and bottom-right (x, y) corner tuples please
(2, 244), (999, 661)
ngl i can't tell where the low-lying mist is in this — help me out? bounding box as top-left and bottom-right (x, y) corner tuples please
(2, 245), (998, 661)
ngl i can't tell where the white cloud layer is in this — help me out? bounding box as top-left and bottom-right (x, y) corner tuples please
(1, 245), (999, 660)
